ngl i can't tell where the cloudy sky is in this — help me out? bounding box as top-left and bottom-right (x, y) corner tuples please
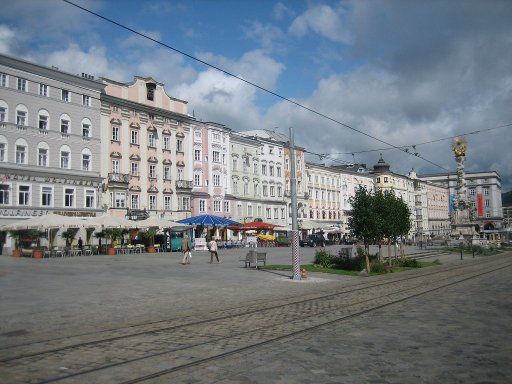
(1, 0), (511, 189)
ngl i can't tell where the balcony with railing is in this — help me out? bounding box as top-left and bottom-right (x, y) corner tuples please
(108, 173), (130, 184)
(176, 180), (193, 190)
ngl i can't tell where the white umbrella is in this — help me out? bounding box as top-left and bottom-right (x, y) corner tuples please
(136, 216), (191, 230)
(0, 213), (84, 231)
(82, 214), (137, 229)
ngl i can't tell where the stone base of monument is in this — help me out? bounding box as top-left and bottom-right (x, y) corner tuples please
(450, 223), (480, 246)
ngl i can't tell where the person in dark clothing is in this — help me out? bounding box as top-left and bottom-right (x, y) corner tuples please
(78, 237), (83, 250)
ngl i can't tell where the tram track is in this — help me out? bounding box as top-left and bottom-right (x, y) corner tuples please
(0, 255), (509, 384)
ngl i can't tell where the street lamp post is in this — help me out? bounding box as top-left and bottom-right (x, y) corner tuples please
(289, 127), (301, 280)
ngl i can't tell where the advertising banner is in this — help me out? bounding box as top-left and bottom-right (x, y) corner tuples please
(477, 193), (484, 217)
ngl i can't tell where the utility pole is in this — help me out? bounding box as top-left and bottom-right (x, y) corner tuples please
(289, 127), (301, 280)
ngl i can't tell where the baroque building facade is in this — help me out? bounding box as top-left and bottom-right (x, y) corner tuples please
(0, 54), (104, 240)
(100, 76), (193, 220)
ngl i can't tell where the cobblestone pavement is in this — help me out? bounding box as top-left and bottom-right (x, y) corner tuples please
(0, 252), (510, 383)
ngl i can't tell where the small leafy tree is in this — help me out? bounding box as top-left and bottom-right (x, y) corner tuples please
(348, 187), (381, 273)
(61, 228), (77, 248)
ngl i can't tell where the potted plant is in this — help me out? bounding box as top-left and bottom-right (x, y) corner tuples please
(103, 228), (117, 255)
(142, 228), (157, 253)
(61, 228), (77, 249)
(8, 230), (22, 257)
(30, 229), (47, 259)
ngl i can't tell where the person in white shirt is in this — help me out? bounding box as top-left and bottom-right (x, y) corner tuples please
(208, 238), (220, 263)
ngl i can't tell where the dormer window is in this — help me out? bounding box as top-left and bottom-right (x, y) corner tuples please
(146, 82), (156, 101)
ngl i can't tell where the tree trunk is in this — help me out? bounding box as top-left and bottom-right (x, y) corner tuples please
(393, 238), (397, 260)
(365, 244), (371, 273)
(388, 241), (392, 267)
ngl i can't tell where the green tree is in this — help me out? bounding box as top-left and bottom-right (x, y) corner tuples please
(348, 187), (381, 273)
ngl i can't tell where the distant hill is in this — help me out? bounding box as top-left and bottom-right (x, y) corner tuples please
(502, 191), (512, 206)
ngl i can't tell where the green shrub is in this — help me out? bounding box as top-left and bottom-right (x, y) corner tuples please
(370, 261), (388, 274)
(398, 258), (421, 268)
(314, 250), (334, 268)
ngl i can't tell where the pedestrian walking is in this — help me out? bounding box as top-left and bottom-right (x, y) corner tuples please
(77, 237), (83, 250)
(208, 238), (220, 263)
(181, 234), (192, 265)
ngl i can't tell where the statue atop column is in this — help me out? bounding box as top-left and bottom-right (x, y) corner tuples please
(450, 137), (478, 243)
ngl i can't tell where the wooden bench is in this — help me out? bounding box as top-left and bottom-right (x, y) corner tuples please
(240, 250), (267, 269)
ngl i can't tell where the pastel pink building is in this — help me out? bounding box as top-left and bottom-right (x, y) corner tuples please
(191, 122), (231, 218)
(100, 76), (193, 220)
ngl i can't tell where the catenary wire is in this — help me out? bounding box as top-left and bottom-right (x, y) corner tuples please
(62, 0), (453, 172)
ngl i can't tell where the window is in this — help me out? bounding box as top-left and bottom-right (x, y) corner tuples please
(82, 95), (91, 106)
(176, 139), (183, 152)
(18, 185), (30, 205)
(38, 114), (48, 130)
(262, 164), (267, 175)
(277, 167), (281, 177)
(277, 186), (282, 197)
(232, 158), (237, 170)
(38, 148), (48, 167)
(212, 132), (220, 141)
(384, 177), (388, 183)
(63, 188), (74, 207)
(262, 185), (268, 197)
(266, 207), (271, 219)
(248, 205), (253, 217)
(85, 189), (95, 208)
(0, 73), (7, 87)
(376, 177), (381, 183)
(177, 168), (183, 180)
(285, 158), (289, 170)
(0, 106), (5, 122)
(213, 151), (220, 163)
(40, 186), (52, 207)
(131, 194), (139, 209)
(0, 184), (10, 205)
(484, 188), (489, 196)
(111, 159), (119, 173)
(130, 130), (138, 144)
(213, 200), (221, 212)
(233, 180), (238, 194)
(160, 165), (169, 180)
(194, 130), (201, 139)
(213, 174), (221, 186)
(82, 122), (91, 137)
(61, 89), (70, 102)
(253, 163), (258, 175)
(112, 126), (119, 141)
(130, 162), (139, 176)
(270, 186), (275, 197)
(485, 199), (490, 207)
(274, 208), (279, 219)
(115, 192), (126, 208)
(254, 183), (259, 196)
(180, 196), (190, 211)
(17, 78), (27, 91)
(61, 118), (70, 134)
(243, 182), (248, 195)
(269, 146), (274, 154)
(39, 84), (48, 97)
(223, 201), (229, 212)
(199, 199), (206, 212)
(0, 143), (5, 161)
(164, 195), (171, 210)
(82, 153), (91, 171)
(148, 132), (156, 147)
(163, 136), (170, 150)
(269, 166), (274, 176)
(194, 149), (201, 161)
(16, 110), (27, 126)
(469, 188), (475, 196)
(149, 195), (157, 210)
(149, 164), (156, 178)
(60, 151), (70, 169)
(281, 208), (285, 219)
(16, 145), (26, 164)
(194, 173), (201, 187)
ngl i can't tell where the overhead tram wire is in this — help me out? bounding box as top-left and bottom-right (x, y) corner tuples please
(323, 122), (512, 157)
(62, 0), (450, 172)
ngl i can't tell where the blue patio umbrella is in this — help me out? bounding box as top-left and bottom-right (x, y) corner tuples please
(177, 214), (241, 227)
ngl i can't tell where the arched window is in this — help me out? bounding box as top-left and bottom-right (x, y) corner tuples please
(81, 148), (92, 171)
(0, 135), (7, 162)
(0, 100), (8, 123)
(37, 142), (50, 167)
(38, 109), (50, 130)
(60, 144), (71, 169)
(16, 104), (28, 126)
(81, 118), (92, 137)
(15, 138), (28, 164)
(60, 113), (71, 134)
